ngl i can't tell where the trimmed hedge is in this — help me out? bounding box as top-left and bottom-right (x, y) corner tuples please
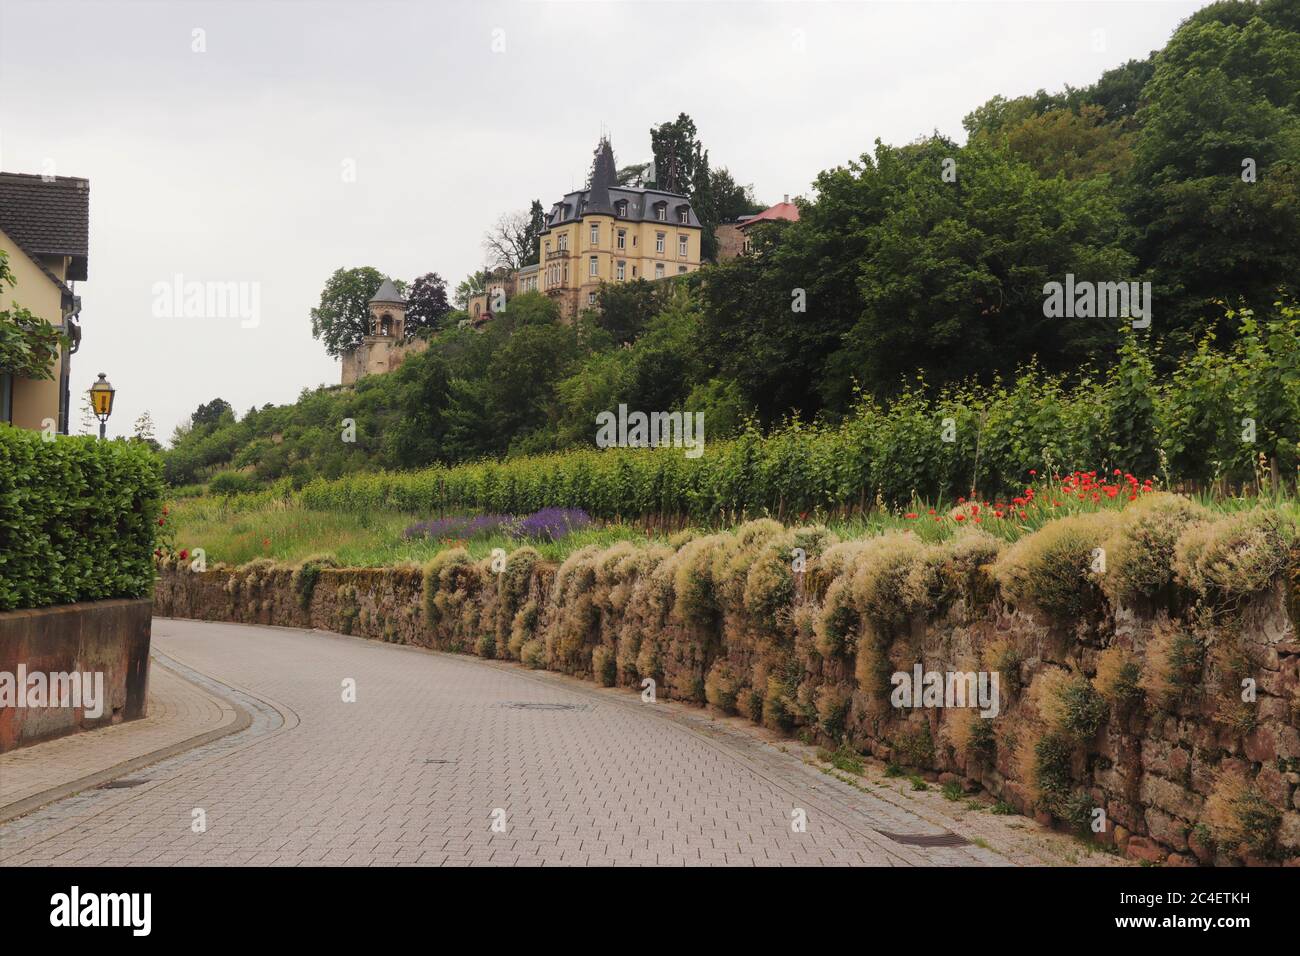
(0, 426), (163, 610)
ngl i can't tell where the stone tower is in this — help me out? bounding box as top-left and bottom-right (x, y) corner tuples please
(343, 277), (410, 384)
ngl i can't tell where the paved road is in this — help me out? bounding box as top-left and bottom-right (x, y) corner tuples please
(0, 619), (1105, 866)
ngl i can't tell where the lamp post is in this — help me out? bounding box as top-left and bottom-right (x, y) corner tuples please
(89, 372), (115, 440)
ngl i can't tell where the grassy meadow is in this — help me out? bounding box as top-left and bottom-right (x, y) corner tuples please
(163, 471), (1300, 570)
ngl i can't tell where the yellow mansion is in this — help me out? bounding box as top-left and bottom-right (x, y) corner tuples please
(536, 138), (701, 320)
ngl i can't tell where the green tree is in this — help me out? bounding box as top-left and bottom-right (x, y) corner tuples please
(190, 398), (233, 430)
(384, 350), (452, 467)
(834, 136), (1134, 398)
(310, 266), (390, 357)
(711, 167), (765, 222)
(1129, 3), (1300, 352)
(649, 113), (699, 193)
(1001, 105), (1136, 181)
(594, 278), (665, 345)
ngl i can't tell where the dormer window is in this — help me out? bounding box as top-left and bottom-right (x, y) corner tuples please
(678, 206), (690, 224)
(580, 199), (588, 214)
(654, 202), (667, 222)
(616, 199), (629, 217)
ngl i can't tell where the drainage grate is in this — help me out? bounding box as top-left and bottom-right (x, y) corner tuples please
(877, 830), (970, 848)
(501, 701), (592, 712)
(97, 778), (151, 789)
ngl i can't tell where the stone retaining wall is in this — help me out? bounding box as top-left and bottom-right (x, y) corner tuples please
(154, 527), (1300, 866)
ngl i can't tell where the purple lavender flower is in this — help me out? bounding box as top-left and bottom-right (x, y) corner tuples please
(402, 513), (518, 541)
(510, 508), (593, 542)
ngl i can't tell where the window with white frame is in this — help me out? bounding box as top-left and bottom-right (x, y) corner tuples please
(655, 263), (665, 278)
(655, 232), (665, 253)
(678, 266), (687, 274)
(616, 261), (625, 280)
(589, 256), (598, 277)
(655, 204), (666, 221)
(588, 292), (596, 305)
(590, 224), (599, 246)
(558, 234), (567, 251)
(678, 234), (688, 256)
(678, 207), (689, 224)
(616, 229), (626, 249)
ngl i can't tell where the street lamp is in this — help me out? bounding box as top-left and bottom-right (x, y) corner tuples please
(89, 372), (115, 439)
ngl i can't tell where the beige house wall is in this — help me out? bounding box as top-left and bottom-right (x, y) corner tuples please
(1, 226), (69, 431)
(538, 211), (701, 320)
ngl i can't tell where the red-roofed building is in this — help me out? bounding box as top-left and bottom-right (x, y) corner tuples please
(716, 195), (800, 261)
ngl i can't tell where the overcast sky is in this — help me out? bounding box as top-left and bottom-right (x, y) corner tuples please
(0, 0), (1203, 441)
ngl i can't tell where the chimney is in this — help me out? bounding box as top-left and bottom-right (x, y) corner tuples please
(783, 193), (789, 204)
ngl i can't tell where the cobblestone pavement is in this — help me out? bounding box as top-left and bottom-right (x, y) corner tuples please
(0, 619), (1124, 866)
(0, 660), (240, 818)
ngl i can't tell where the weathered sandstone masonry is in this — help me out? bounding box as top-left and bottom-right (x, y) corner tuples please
(155, 509), (1300, 866)
(0, 598), (152, 753)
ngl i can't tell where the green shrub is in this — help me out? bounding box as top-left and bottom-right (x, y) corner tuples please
(0, 428), (163, 610)
(291, 554), (338, 610)
(208, 470), (258, 496)
(892, 722), (936, 768)
(1029, 733), (1075, 817)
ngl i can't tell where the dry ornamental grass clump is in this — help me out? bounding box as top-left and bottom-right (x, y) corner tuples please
(1139, 617), (1205, 707)
(901, 529), (1003, 616)
(982, 635), (1025, 694)
(1093, 646), (1142, 705)
(671, 533), (728, 627)
(1031, 668), (1106, 741)
(1102, 492), (1207, 606)
(850, 532), (928, 626)
(1204, 768), (1281, 856)
(1173, 509), (1295, 610)
(704, 659), (743, 712)
(815, 575), (859, 659)
(992, 511), (1119, 619)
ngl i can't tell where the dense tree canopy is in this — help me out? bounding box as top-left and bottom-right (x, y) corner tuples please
(170, 0), (1300, 489)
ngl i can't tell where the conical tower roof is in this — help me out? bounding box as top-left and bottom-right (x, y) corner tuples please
(586, 137), (616, 215)
(369, 277), (405, 305)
